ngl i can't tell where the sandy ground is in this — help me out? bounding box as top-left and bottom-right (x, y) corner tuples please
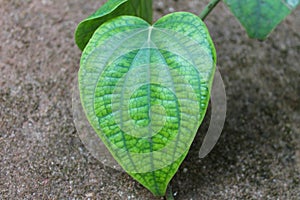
(0, 0), (299, 199)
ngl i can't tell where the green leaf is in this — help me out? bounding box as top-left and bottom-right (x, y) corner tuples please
(75, 0), (153, 51)
(78, 12), (216, 196)
(224, 0), (299, 39)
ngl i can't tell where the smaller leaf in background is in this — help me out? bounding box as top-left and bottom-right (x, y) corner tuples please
(75, 0), (152, 51)
(224, 0), (299, 40)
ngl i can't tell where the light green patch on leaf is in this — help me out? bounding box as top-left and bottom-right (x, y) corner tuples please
(224, 0), (299, 40)
(78, 12), (216, 196)
(75, 0), (152, 51)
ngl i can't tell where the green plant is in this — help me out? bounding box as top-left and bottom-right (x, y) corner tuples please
(74, 0), (298, 198)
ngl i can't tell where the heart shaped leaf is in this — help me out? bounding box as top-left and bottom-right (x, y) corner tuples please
(78, 12), (216, 196)
(75, 0), (153, 51)
(224, 0), (299, 39)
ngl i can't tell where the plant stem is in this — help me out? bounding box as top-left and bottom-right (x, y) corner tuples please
(140, 0), (153, 23)
(199, 0), (221, 20)
(132, 0), (153, 24)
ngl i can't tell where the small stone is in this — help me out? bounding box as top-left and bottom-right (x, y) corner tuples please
(85, 193), (94, 198)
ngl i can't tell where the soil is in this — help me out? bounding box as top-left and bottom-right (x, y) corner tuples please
(0, 0), (299, 199)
